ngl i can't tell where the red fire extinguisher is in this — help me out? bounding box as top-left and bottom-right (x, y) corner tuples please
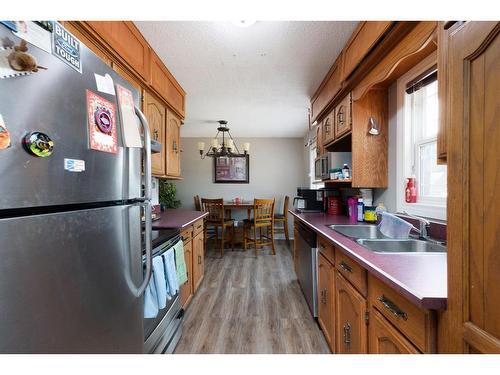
(405, 177), (417, 203)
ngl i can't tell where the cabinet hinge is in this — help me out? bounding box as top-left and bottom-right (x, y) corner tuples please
(365, 311), (369, 325)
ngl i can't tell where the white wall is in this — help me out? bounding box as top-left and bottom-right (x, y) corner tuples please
(170, 137), (308, 239)
(373, 82), (398, 212)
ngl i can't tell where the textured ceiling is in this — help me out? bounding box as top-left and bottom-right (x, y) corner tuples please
(135, 21), (358, 138)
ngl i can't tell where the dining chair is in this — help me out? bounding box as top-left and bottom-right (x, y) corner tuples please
(273, 195), (290, 243)
(201, 198), (235, 257)
(243, 198), (275, 256)
(194, 195), (201, 211)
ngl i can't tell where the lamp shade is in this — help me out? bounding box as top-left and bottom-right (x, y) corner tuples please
(197, 142), (205, 151)
(243, 142), (250, 152)
(226, 139), (234, 149)
(211, 138), (218, 148)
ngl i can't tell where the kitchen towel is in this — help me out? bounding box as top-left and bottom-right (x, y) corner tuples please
(152, 256), (167, 309)
(162, 248), (179, 297)
(174, 240), (188, 286)
(378, 212), (413, 239)
(143, 276), (159, 319)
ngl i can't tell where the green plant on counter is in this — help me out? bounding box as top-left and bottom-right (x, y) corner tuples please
(158, 181), (181, 209)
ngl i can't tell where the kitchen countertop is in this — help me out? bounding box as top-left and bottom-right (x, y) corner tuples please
(152, 209), (208, 229)
(290, 210), (447, 310)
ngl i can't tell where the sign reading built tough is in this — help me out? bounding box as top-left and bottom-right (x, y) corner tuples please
(52, 22), (82, 73)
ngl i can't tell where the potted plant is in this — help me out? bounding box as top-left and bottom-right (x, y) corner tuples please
(158, 180), (181, 210)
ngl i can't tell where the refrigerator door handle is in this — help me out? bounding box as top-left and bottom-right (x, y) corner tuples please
(135, 106), (152, 201)
(137, 200), (153, 297)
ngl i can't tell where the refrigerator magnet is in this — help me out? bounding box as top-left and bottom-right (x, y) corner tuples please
(52, 22), (82, 73)
(116, 84), (142, 148)
(0, 114), (11, 150)
(86, 90), (118, 154)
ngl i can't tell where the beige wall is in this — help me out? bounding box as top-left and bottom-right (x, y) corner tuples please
(171, 137), (308, 239)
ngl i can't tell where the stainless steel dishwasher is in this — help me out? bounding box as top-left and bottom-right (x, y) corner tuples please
(295, 220), (318, 317)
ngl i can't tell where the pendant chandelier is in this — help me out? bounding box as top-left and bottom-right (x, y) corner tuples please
(197, 120), (250, 159)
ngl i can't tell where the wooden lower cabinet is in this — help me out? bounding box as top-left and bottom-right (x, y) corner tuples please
(318, 253), (336, 352)
(335, 272), (368, 353)
(369, 309), (420, 354)
(179, 239), (193, 309)
(192, 230), (205, 293)
(179, 220), (205, 310)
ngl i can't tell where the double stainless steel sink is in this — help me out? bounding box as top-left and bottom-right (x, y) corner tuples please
(328, 224), (446, 254)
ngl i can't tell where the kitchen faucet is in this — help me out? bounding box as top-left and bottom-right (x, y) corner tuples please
(402, 211), (431, 240)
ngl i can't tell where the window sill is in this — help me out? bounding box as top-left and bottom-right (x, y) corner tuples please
(398, 201), (446, 221)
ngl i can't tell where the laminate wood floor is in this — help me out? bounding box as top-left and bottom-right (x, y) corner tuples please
(174, 241), (330, 354)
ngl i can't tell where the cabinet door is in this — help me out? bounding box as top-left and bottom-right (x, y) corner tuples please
(334, 93), (352, 139)
(143, 92), (166, 176)
(166, 108), (181, 177)
(369, 309), (420, 354)
(150, 51), (186, 117)
(335, 272), (367, 353)
(192, 231), (204, 293)
(179, 239), (193, 309)
(86, 21), (150, 81)
(316, 121), (324, 157)
(63, 22), (112, 66)
(443, 21), (500, 354)
(322, 110), (335, 146)
(318, 253), (335, 352)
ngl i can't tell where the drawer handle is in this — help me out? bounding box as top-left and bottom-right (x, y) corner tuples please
(378, 295), (408, 321)
(339, 261), (353, 273)
(198, 255), (202, 265)
(343, 322), (351, 347)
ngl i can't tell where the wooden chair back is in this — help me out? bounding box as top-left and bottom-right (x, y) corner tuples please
(282, 195), (290, 216)
(194, 195), (201, 211)
(253, 198), (275, 224)
(201, 198), (225, 223)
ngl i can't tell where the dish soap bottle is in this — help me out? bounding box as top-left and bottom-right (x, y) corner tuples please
(357, 198), (364, 222)
(375, 203), (387, 224)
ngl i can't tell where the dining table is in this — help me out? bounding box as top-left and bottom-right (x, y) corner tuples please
(223, 200), (254, 220)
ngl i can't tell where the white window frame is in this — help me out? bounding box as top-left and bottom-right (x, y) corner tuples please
(396, 51), (446, 221)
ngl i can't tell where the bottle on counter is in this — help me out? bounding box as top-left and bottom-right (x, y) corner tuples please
(348, 197), (358, 222)
(357, 198), (364, 222)
(364, 206), (377, 222)
(405, 176), (417, 203)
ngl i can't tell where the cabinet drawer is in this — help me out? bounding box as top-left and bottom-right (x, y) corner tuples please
(318, 236), (335, 265)
(181, 225), (193, 244)
(335, 248), (367, 296)
(368, 274), (436, 353)
(193, 219), (204, 236)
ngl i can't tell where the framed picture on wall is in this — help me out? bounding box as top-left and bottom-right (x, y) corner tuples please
(214, 155), (249, 183)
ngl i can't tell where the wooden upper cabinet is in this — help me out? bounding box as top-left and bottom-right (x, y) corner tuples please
(335, 272), (367, 354)
(318, 253), (335, 352)
(316, 121), (324, 157)
(150, 51), (186, 118)
(334, 93), (352, 139)
(322, 109), (335, 146)
(165, 108), (181, 177)
(86, 21), (151, 81)
(351, 89), (388, 188)
(144, 92), (166, 176)
(311, 55), (343, 123)
(369, 309), (420, 354)
(443, 21), (500, 354)
(63, 22), (112, 66)
(342, 22), (393, 81)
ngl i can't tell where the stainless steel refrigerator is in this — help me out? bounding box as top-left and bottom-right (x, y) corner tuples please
(0, 23), (153, 353)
